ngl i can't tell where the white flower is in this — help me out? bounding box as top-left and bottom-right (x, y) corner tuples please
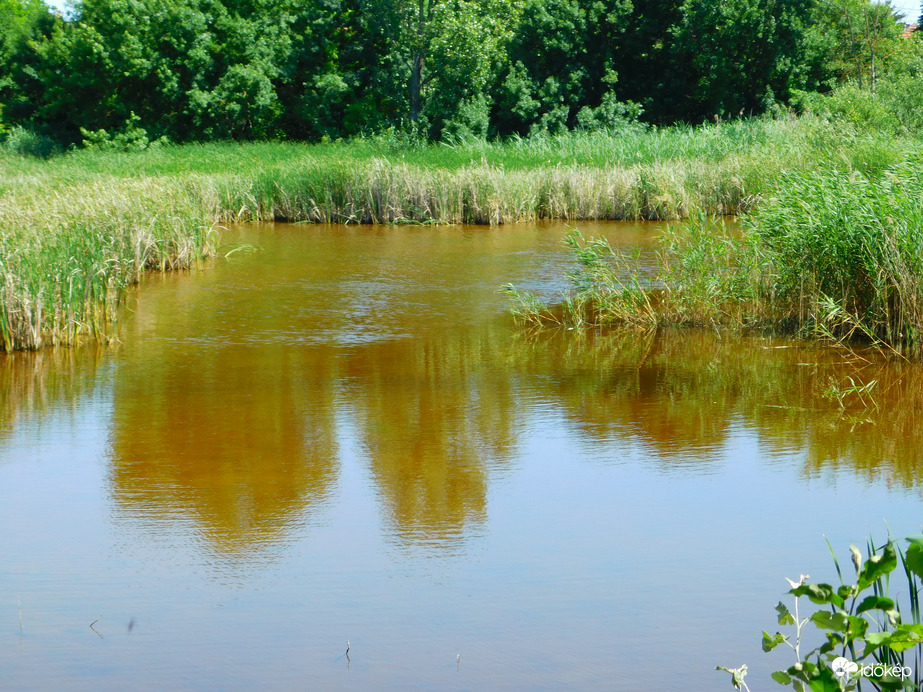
(785, 574), (809, 589)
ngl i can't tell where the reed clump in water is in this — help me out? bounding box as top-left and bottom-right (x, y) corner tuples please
(506, 161), (923, 356)
(503, 218), (763, 330)
(0, 178), (217, 351)
(751, 161), (923, 353)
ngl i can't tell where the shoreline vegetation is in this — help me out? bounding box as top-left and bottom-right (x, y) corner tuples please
(505, 157), (923, 356)
(1, 115), (922, 352)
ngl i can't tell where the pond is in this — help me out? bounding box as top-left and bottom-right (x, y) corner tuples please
(1, 221), (921, 690)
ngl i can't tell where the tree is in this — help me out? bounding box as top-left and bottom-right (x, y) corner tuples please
(33, 0), (314, 143)
(0, 0), (57, 131)
(357, 0), (522, 137)
(495, 0), (635, 135)
(286, 0), (392, 139)
(668, 0), (817, 119)
(425, 0), (522, 138)
(359, 0), (441, 126)
(808, 0), (903, 92)
(36, 0), (215, 141)
(615, 0), (689, 123)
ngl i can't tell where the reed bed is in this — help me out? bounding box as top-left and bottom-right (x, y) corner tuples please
(224, 160), (746, 225)
(752, 160), (923, 352)
(506, 159), (923, 355)
(0, 114), (918, 352)
(0, 178), (217, 351)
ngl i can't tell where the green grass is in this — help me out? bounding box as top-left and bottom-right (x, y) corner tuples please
(1, 113), (920, 352)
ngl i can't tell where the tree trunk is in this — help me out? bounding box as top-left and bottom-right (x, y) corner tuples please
(410, 51), (423, 122)
(870, 47), (876, 94)
(842, 3), (863, 90)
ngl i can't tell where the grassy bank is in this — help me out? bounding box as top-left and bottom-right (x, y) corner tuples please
(5, 116), (913, 223)
(0, 114), (919, 351)
(506, 156), (923, 355)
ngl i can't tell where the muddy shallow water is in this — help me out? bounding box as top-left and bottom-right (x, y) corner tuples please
(1, 221), (921, 690)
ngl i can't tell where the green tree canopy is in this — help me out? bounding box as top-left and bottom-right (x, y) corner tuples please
(0, 0), (57, 129)
(495, 0), (635, 135)
(0, 0), (914, 144)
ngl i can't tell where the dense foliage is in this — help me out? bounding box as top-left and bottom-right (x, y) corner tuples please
(0, 0), (920, 145)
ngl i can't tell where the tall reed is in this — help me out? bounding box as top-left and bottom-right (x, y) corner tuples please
(749, 161), (923, 351)
(507, 160), (923, 355)
(0, 178), (217, 351)
(504, 218), (763, 330)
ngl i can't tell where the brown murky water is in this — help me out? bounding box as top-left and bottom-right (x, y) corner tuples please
(1, 222), (921, 690)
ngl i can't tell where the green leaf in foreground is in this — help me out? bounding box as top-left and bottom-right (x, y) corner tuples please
(858, 541), (897, 589)
(791, 582), (843, 608)
(810, 610), (848, 631)
(763, 630), (788, 652)
(771, 670), (792, 685)
(866, 624), (923, 653)
(775, 601), (795, 626)
(904, 541), (923, 579)
(855, 595), (896, 615)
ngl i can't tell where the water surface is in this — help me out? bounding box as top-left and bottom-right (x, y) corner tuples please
(1, 221), (921, 690)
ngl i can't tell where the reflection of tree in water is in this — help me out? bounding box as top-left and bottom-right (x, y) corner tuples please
(39, 221), (923, 562)
(107, 262), (342, 555)
(0, 347), (104, 441)
(103, 223), (535, 556)
(794, 362), (923, 487)
(510, 328), (923, 486)
(506, 329), (735, 459)
(109, 343), (339, 554)
(9, 291), (923, 570)
(108, 324), (523, 554)
(76, 312), (923, 565)
(343, 329), (520, 546)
